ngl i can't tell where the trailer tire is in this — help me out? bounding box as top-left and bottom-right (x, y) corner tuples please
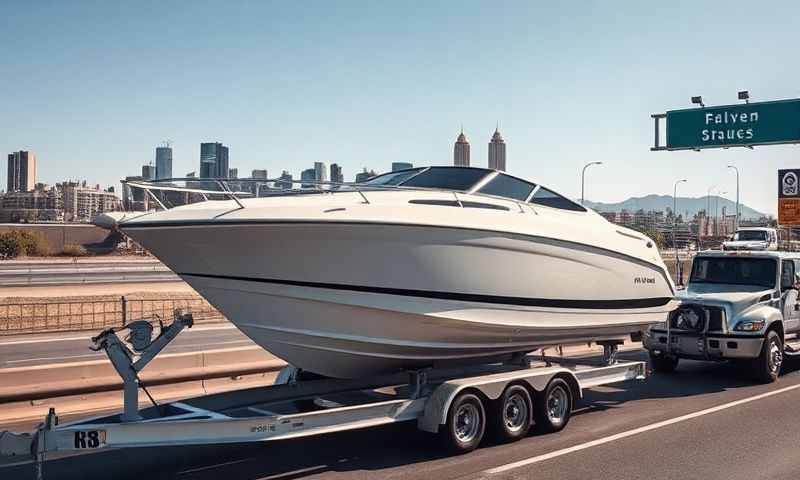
(440, 392), (486, 454)
(649, 351), (679, 373)
(489, 384), (532, 443)
(534, 378), (572, 433)
(750, 330), (782, 383)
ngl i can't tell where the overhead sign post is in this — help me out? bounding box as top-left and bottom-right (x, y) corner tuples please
(778, 169), (800, 225)
(651, 98), (800, 151)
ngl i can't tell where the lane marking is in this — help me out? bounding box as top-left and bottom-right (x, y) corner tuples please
(483, 381), (800, 475)
(0, 324), (237, 346)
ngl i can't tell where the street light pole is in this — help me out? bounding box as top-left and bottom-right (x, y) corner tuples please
(706, 185), (716, 239)
(673, 179), (687, 284)
(728, 165), (740, 232)
(581, 161), (603, 205)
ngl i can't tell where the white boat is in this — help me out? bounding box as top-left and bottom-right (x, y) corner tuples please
(110, 166), (678, 378)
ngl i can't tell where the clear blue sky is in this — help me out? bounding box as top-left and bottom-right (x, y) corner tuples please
(3, 0), (799, 215)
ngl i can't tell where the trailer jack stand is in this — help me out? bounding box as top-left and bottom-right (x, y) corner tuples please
(91, 310), (194, 422)
(598, 340), (624, 366)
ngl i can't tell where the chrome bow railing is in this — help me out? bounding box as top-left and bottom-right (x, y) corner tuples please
(120, 175), (540, 215)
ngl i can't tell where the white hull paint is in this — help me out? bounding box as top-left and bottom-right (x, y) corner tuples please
(121, 211), (677, 378)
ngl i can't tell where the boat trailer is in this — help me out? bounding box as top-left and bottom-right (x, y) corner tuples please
(0, 311), (645, 479)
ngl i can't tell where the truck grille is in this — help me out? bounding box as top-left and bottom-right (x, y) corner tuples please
(669, 305), (726, 333)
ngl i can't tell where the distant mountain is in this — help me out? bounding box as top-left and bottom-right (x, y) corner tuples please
(583, 195), (767, 220)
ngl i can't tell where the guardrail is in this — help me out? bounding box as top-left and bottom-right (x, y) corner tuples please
(0, 295), (226, 335)
(0, 264), (178, 286)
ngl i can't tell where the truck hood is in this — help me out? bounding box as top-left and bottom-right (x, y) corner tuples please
(679, 283), (775, 320)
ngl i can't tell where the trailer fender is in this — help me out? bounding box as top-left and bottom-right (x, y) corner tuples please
(417, 367), (580, 433)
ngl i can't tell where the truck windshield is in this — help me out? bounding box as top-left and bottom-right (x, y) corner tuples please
(734, 230), (767, 241)
(690, 257), (777, 288)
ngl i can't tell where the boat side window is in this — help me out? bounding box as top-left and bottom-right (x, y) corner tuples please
(400, 167), (489, 191)
(408, 199), (509, 211)
(361, 168), (424, 185)
(529, 187), (586, 212)
(477, 174), (536, 201)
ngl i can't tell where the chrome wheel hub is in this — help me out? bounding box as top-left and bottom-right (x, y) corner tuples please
(454, 403), (480, 443)
(546, 386), (568, 425)
(769, 340), (783, 374)
(503, 393), (528, 432)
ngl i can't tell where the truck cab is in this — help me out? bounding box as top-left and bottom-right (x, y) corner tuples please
(722, 227), (778, 251)
(644, 250), (800, 382)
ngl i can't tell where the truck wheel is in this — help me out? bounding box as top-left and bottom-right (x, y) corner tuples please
(440, 392), (486, 454)
(534, 378), (572, 433)
(489, 384), (532, 443)
(750, 330), (783, 383)
(649, 351), (679, 373)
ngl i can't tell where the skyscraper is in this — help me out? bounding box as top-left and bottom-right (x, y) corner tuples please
(228, 168), (238, 179)
(200, 142), (230, 178)
(392, 162), (413, 171)
(488, 128), (506, 171)
(300, 168), (316, 188)
(454, 129), (470, 167)
(314, 162), (327, 183)
(141, 164), (156, 180)
(155, 146), (173, 180)
(330, 163), (344, 184)
(251, 169), (268, 179)
(7, 151), (36, 192)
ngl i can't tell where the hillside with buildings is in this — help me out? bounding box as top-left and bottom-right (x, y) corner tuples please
(584, 195), (766, 220)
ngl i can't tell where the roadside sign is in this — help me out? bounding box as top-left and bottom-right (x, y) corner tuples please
(661, 98), (800, 151)
(778, 169), (800, 225)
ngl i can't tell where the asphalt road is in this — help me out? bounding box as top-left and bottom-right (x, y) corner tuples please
(4, 350), (800, 480)
(0, 324), (255, 368)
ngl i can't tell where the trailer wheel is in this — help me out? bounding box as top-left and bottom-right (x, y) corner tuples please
(489, 384), (532, 443)
(649, 350), (679, 373)
(440, 392), (486, 454)
(750, 330), (782, 383)
(534, 378), (572, 433)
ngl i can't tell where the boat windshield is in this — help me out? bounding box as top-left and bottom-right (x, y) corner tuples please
(689, 257), (777, 289)
(361, 168), (425, 186)
(359, 167), (586, 211)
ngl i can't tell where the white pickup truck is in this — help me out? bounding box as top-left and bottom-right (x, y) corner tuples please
(722, 227), (777, 251)
(644, 250), (800, 382)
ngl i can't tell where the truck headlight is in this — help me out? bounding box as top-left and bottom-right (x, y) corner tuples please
(734, 320), (765, 332)
(651, 322), (667, 330)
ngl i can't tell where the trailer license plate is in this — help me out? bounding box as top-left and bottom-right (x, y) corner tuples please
(74, 429), (106, 449)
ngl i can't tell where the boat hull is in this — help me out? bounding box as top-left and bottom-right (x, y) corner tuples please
(121, 220), (677, 378)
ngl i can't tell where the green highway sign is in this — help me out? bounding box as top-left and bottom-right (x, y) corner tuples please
(664, 98), (800, 150)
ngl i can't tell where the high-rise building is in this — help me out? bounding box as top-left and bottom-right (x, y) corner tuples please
(355, 168), (377, 183)
(300, 168), (316, 188)
(61, 181), (122, 222)
(7, 151), (36, 192)
(278, 170), (293, 189)
(314, 162), (327, 183)
(200, 142), (229, 178)
(251, 169), (268, 179)
(488, 128), (506, 171)
(228, 168), (238, 179)
(330, 163), (344, 184)
(454, 129), (470, 167)
(141, 164), (156, 180)
(392, 162), (413, 171)
(155, 146), (173, 180)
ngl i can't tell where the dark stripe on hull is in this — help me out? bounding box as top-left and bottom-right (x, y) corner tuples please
(182, 272), (674, 310)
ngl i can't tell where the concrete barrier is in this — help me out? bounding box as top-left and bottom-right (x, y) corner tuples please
(0, 346), (285, 403)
